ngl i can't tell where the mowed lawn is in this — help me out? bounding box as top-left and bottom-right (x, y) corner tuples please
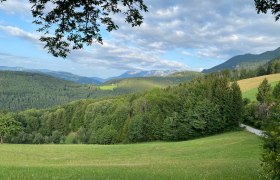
(0, 131), (262, 180)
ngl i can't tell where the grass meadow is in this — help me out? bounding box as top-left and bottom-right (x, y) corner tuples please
(242, 81), (279, 101)
(238, 73), (280, 101)
(99, 84), (118, 90)
(238, 73), (280, 92)
(0, 131), (262, 180)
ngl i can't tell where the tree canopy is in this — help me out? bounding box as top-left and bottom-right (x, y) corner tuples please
(255, 0), (280, 21)
(0, 0), (148, 58)
(0, 112), (20, 143)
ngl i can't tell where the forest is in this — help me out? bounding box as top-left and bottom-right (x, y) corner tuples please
(0, 56), (279, 178)
(1, 73), (242, 144)
(0, 71), (202, 111)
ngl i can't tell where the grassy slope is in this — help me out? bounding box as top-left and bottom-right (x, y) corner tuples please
(105, 71), (203, 91)
(238, 73), (280, 101)
(242, 81), (279, 101)
(0, 131), (262, 180)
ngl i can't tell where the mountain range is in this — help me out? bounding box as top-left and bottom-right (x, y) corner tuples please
(203, 47), (280, 73)
(0, 66), (176, 84)
(2, 46), (280, 82)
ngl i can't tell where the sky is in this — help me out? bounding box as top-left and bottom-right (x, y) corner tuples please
(0, 0), (280, 78)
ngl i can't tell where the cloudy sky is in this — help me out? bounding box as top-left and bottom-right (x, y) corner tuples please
(0, 0), (279, 78)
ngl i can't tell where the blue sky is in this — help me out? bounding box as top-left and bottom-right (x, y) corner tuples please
(0, 0), (280, 78)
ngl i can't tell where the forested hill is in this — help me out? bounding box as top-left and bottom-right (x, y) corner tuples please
(4, 74), (243, 145)
(0, 71), (202, 111)
(203, 47), (280, 73)
(105, 71), (203, 88)
(0, 71), (112, 111)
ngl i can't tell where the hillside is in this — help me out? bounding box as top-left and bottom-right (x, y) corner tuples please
(238, 73), (280, 100)
(238, 73), (280, 92)
(0, 71), (202, 111)
(0, 66), (103, 84)
(0, 71), (115, 111)
(105, 71), (203, 93)
(5, 75), (242, 145)
(0, 131), (262, 180)
(203, 47), (280, 73)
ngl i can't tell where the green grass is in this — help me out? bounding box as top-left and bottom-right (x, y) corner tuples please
(0, 131), (262, 180)
(99, 84), (117, 90)
(238, 73), (280, 92)
(242, 81), (279, 101)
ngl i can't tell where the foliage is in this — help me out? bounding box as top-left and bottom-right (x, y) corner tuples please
(4, 74), (243, 145)
(255, 0), (280, 21)
(273, 81), (280, 100)
(230, 81), (244, 126)
(0, 71), (202, 111)
(0, 0), (148, 58)
(256, 78), (272, 104)
(239, 75), (280, 179)
(261, 105), (280, 179)
(267, 58), (280, 74)
(0, 112), (20, 143)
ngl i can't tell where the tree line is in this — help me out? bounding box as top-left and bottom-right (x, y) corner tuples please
(0, 74), (243, 145)
(0, 71), (201, 111)
(214, 57), (280, 81)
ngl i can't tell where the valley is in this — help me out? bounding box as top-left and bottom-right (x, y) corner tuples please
(1, 1), (280, 178)
(0, 70), (202, 111)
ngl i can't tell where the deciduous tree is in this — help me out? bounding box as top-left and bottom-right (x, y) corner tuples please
(0, 112), (20, 144)
(255, 0), (280, 21)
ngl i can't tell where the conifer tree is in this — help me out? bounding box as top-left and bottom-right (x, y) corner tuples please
(257, 78), (272, 104)
(273, 82), (280, 100)
(230, 81), (243, 127)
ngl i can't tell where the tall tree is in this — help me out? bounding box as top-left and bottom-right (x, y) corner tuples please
(261, 104), (280, 179)
(273, 81), (280, 100)
(256, 78), (272, 104)
(230, 81), (244, 127)
(0, 0), (148, 58)
(0, 112), (20, 144)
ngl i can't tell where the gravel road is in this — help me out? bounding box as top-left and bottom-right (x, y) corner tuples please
(240, 124), (264, 137)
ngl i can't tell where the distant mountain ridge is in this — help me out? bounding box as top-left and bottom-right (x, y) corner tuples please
(0, 66), (103, 84)
(0, 66), (178, 84)
(111, 70), (177, 80)
(203, 47), (280, 73)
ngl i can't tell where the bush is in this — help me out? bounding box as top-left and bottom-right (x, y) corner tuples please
(91, 125), (118, 144)
(33, 133), (44, 144)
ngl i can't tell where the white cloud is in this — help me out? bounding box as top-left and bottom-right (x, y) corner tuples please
(0, 25), (41, 45)
(0, 25), (188, 71)
(0, 0), (30, 15)
(68, 41), (188, 71)
(112, 0), (280, 60)
(1, 0), (280, 73)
